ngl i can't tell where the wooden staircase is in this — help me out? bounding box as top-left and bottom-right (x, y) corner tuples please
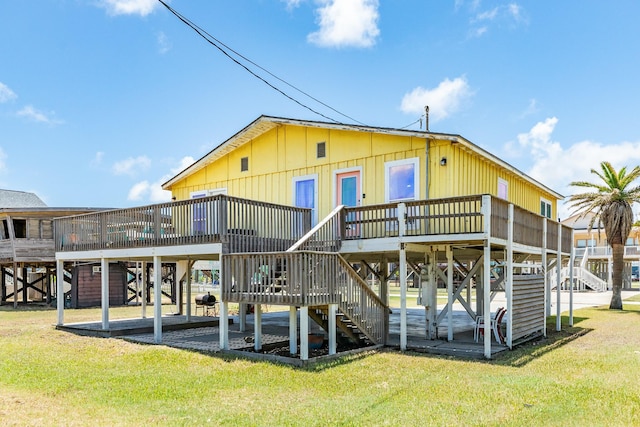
(308, 304), (375, 347)
(288, 206), (387, 346)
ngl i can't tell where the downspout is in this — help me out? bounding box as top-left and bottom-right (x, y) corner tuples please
(425, 105), (430, 201)
(425, 135), (430, 201)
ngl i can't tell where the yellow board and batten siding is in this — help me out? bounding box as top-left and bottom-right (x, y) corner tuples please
(167, 120), (558, 221)
(428, 140), (557, 219)
(169, 123), (428, 220)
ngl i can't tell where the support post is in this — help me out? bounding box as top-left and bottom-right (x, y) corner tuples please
(399, 244), (408, 350)
(398, 203), (407, 351)
(328, 303), (337, 355)
(446, 245), (454, 342)
(153, 256), (162, 344)
(543, 219), (549, 318)
(254, 304), (263, 351)
(424, 251), (438, 339)
(541, 218), (551, 337)
(556, 221), (562, 331)
(13, 263), (17, 309)
(506, 204), (514, 348)
(56, 259), (64, 326)
(300, 306), (309, 361)
(569, 229), (575, 326)
(186, 260), (193, 321)
(289, 306), (298, 355)
(219, 301), (229, 350)
(239, 303), (247, 332)
(101, 258), (109, 330)
(22, 267), (27, 303)
(380, 258), (389, 344)
(141, 261), (147, 319)
(482, 195), (492, 359)
(45, 267), (52, 305)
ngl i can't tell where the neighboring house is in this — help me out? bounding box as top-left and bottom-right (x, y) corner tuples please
(54, 116), (573, 360)
(562, 212), (640, 290)
(0, 189), (109, 306)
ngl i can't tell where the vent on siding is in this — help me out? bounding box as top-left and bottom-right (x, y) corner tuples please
(92, 266), (102, 274)
(317, 142), (326, 158)
(241, 157), (249, 172)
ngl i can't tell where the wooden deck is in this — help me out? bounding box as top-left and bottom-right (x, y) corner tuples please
(54, 195), (312, 254)
(53, 194), (573, 256)
(51, 194), (572, 359)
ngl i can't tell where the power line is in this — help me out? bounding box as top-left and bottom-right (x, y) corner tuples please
(157, 0), (366, 125)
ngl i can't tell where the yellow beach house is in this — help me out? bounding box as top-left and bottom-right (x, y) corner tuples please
(53, 115), (573, 361)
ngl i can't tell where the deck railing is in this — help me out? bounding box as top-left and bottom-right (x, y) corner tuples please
(342, 195), (485, 240)
(54, 195), (312, 253)
(342, 195), (572, 252)
(222, 251), (341, 306)
(222, 250), (385, 343)
(54, 194), (572, 255)
(575, 245), (640, 259)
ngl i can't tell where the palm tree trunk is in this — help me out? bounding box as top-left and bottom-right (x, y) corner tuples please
(610, 243), (624, 310)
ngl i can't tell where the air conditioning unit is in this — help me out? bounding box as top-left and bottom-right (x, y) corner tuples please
(92, 266), (102, 274)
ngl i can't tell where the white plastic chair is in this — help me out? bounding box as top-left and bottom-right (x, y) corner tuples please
(474, 307), (506, 344)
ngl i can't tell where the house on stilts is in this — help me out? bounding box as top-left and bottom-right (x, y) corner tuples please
(0, 189), (112, 307)
(561, 212), (640, 292)
(53, 115), (574, 360)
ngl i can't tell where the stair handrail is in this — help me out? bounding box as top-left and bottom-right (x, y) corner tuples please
(287, 205), (345, 253)
(580, 246), (589, 268)
(334, 254), (386, 344)
(574, 266), (607, 292)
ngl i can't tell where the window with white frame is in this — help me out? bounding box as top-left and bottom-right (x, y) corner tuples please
(385, 157), (420, 202)
(540, 198), (552, 219)
(498, 178), (508, 200)
(385, 158), (420, 232)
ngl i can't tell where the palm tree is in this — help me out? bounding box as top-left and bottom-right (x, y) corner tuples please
(569, 162), (640, 309)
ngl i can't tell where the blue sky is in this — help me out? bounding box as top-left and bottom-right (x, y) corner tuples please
(1, 0), (640, 219)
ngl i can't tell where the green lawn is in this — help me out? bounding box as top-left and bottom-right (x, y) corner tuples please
(1, 300), (639, 426)
(625, 292), (640, 302)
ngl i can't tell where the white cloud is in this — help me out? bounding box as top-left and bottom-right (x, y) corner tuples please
(100, 0), (160, 16)
(0, 82), (17, 103)
(128, 181), (150, 201)
(519, 98), (539, 118)
(112, 156), (151, 176)
(517, 117), (560, 160)
(172, 156), (196, 175)
(508, 3), (524, 21)
(91, 151), (105, 167)
(400, 76), (473, 122)
(473, 7), (499, 22)
(156, 31), (171, 54)
(307, 0), (380, 48)
(513, 117), (640, 219)
(282, 0), (303, 10)
(467, 3), (527, 38)
(127, 156), (194, 203)
(455, 0), (481, 12)
(16, 105), (63, 125)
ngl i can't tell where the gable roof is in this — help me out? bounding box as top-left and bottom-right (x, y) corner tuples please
(162, 115), (564, 199)
(0, 189), (47, 208)
(562, 211), (602, 230)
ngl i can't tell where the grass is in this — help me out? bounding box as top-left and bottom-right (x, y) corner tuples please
(625, 292), (640, 302)
(1, 301), (640, 426)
